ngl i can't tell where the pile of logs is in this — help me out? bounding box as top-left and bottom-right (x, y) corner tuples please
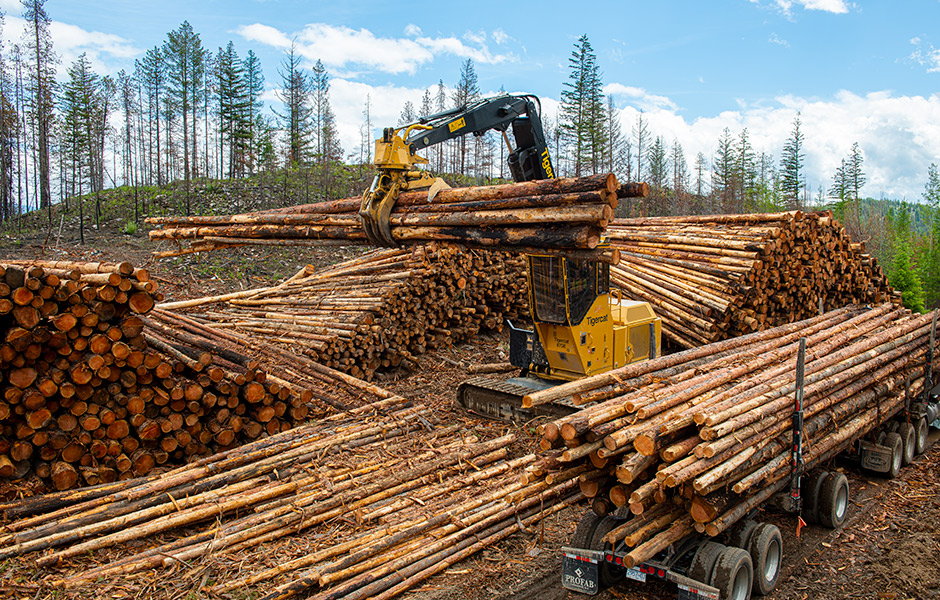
(523, 304), (937, 567)
(0, 260), (377, 490)
(147, 175), (637, 256)
(0, 396), (581, 599)
(606, 212), (896, 348)
(162, 245), (531, 380)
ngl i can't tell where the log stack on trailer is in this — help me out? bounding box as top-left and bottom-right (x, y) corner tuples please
(606, 212), (896, 348)
(525, 304), (937, 573)
(0, 260), (371, 490)
(0, 396), (583, 600)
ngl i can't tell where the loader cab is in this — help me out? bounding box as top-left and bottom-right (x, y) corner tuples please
(509, 255), (660, 382)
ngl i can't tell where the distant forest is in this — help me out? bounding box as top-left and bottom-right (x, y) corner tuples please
(1, 3), (938, 311)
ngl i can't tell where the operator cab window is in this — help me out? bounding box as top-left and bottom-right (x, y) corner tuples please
(529, 256), (567, 324)
(567, 259), (596, 325)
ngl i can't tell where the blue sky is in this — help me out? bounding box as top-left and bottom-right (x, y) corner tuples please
(2, 0), (940, 200)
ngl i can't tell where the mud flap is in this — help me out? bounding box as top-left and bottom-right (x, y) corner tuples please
(561, 552), (600, 595)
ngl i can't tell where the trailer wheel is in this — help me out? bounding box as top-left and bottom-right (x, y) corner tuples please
(898, 422), (915, 465)
(818, 473), (850, 529)
(747, 524), (782, 595)
(726, 519), (759, 549)
(711, 546), (753, 600)
(915, 417), (929, 456)
(588, 516), (625, 588)
(884, 432), (903, 479)
(569, 511), (603, 549)
(885, 420), (900, 435)
(689, 541), (726, 586)
(802, 470), (830, 525)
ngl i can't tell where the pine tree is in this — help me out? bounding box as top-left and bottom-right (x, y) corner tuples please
(647, 135), (667, 191)
(452, 59), (479, 176)
(736, 128), (756, 211)
(275, 43), (312, 166)
(434, 80), (446, 172)
(671, 139), (688, 209)
(138, 47), (165, 185)
(398, 100), (416, 126)
(780, 112), (805, 210)
(712, 127), (736, 212)
(560, 35), (605, 177)
(604, 96), (626, 176)
(165, 21), (203, 210)
(0, 10), (14, 221)
(633, 113), (649, 183)
(694, 152), (708, 198)
(217, 41), (248, 178)
(922, 163), (940, 309)
(888, 208), (926, 313)
(22, 0), (56, 218)
(243, 49), (263, 175)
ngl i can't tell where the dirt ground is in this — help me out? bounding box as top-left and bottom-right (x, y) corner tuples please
(1, 230), (939, 600)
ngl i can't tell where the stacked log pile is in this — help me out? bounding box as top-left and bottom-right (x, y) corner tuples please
(606, 212), (895, 348)
(0, 396), (582, 599)
(146, 174), (630, 256)
(523, 304), (936, 568)
(0, 260), (374, 490)
(162, 244), (531, 380)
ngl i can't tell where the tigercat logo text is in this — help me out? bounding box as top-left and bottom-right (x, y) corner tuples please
(541, 148), (554, 178)
(448, 117), (466, 132)
(588, 314), (609, 326)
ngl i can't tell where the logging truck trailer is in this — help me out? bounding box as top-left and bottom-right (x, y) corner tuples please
(561, 354), (940, 600)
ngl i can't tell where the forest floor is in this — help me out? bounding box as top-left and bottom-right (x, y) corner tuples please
(0, 218), (938, 600)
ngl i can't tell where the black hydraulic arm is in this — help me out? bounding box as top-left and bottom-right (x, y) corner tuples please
(405, 94), (555, 182)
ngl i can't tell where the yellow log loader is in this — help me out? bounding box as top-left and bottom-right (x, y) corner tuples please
(362, 93), (661, 422)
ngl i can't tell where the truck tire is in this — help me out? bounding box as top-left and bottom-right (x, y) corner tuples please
(915, 417), (929, 456)
(726, 519), (759, 549)
(588, 516), (625, 588)
(818, 473), (850, 529)
(802, 470), (830, 525)
(884, 432), (903, 479)
(711, 546), (754, 600)
(688, 541), (726, 586)
(747, 523), (782, 595)
(898, 422), (915, 465)
(570, 511), (603, 549)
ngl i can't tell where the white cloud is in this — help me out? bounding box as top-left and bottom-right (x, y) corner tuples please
(0, 0), (21, 16)
(403, 24), (421, 37)
(492, 29), (509, 45)
(768, 32), (790, 47)
(759, 0), (851, 17)
(237, 23), (292, 50)
(909, 37), (940, 73)
(799, 0), (849, 13)
(605, 88), (940, 200)
(2, 15), (140, 77)
(237, 22), (515, 75)
(604, 83), (678, 112)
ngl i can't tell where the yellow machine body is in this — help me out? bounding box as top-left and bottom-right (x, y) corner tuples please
(526, 254), (661, 382)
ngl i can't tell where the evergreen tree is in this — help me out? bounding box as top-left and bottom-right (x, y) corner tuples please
(694, 152), (708, 198)
(217, 42), (249, 178)
(138, 46), (166, 185)
(275, 43), (312, 166)
(604, 96), (626, 176)
(647, 135), (667, 190)
(671, 139), (688, 204)
(23, 0), (56, 217)
(560, 35), (605, 176)
(633, 113), (649, 183)
(712, 127), (736, 212)
(887, 208), (926, 313)
(452, 59), (479, 176)
(398, 100), (416, 126)
(780, 112), (805, 210)
(165, 21), (204, 210)
(243, 49), (264, 175)
(736, 128), (757, 211)
(0, 10), (14, 221)
(311, 59), (340, 164)
(922, 163), (940, 309)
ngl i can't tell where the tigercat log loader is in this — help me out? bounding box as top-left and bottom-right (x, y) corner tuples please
(361, 94), (661, 422)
